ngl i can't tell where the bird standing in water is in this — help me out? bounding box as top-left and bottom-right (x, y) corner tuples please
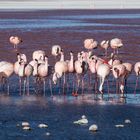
(9, 36), (22, 49)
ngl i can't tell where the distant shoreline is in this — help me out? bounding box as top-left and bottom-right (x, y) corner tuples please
(0, 8), (139, 12)
(0, 0), (140, 10)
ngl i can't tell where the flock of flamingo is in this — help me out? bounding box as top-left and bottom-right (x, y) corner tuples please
(0, 36), (139, 98)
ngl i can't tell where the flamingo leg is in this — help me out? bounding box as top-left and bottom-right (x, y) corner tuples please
(19, 77), (22, 95)
(76, 74), (80, 94)
(27, 76), (30, 96)
(23, 78), (26, 95)
(49, 79), (53, 97)
(66, 73), (69, 93)
(63, 73), (66, 95)
(7, 78), (9, 95)
(72, 73), (75, 93)
(43, 78), (46, 96)
(81, 75), (84, 95)
(88, 71), (91, 93)
(134, 76), (139, 95)
(116, 79), (119, 95)
(107, 78), (110, 97)
(2, 77), (5, 92)
(58, 77), (62, 95)
(98, 76), (104, 100)
(99, 76), (105, 95)
(124, 78), (128, 95)
(94, 73), (98, 94)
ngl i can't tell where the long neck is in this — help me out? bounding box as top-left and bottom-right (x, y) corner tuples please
(99, 76), (105, 93)
(44, 59), (48, 71)
(33, 61), (38, 76)
(60, 52), (64, 61)
(70, 54), (74, 64)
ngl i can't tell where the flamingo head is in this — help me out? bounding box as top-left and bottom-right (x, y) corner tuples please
(19, 58), (25, 65)
(113, 67), (119, 78)
(70, 51), (73, 55)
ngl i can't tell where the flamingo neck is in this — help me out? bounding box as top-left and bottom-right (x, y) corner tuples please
(60, 53), (64, 61)
(99, 76), (105, 93)
(33, 61), (38, 76)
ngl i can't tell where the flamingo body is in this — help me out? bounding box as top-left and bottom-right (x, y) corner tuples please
(9, 36), (22, 48)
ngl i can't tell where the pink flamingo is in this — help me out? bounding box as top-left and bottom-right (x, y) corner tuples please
(112, 64), (127, 97)
(52, 50), (68, 94)
(100, 40), (109, 56)
(0, 61), (14, 94)
(14, 53), (27, 75)
(110, 38), (123, 54)
(97, 63), (110, 96)
(37, 56), (52, 96)
(84, 39), (98, 50)
(65, 51), (75, 92)
(122, 63), (132, 94)
(74, 52), (88, 96)
(88, 55), (104, 93)
(66, 51), (74, 73)
(134, 62), (140, 94)
(18, 59), (33, 95)
(9, 36), (22, 49)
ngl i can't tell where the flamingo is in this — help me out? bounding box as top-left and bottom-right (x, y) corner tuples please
(88, 55), (104, 93)
(18, 59), (33, 95)
(30, 50), (46, 84)
(112, 64), (126, 97)
(66, 51), (74, 73)
(122, 62), (132, 93)
(97, 63), (110, 96)
(110, 38), (123, 54)
(9, 36), (22, 49)
(52, 50), (68, 94)
(74, 53), (88, 95)
(100, 40), (109, 56)
(134, 62), (140, 94)
(0, 61), (14, 94)
(14, 53), (27, 75)
(84, 39), (98, 50)
(65, 51), (75, 92)
(37, 56), (52, 96)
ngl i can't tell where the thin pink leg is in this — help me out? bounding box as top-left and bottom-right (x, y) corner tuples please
(19, 77), (22, 95)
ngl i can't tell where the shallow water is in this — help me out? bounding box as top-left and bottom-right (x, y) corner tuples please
(0, 9), (140, 140)
(0, 94), (140, 140)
